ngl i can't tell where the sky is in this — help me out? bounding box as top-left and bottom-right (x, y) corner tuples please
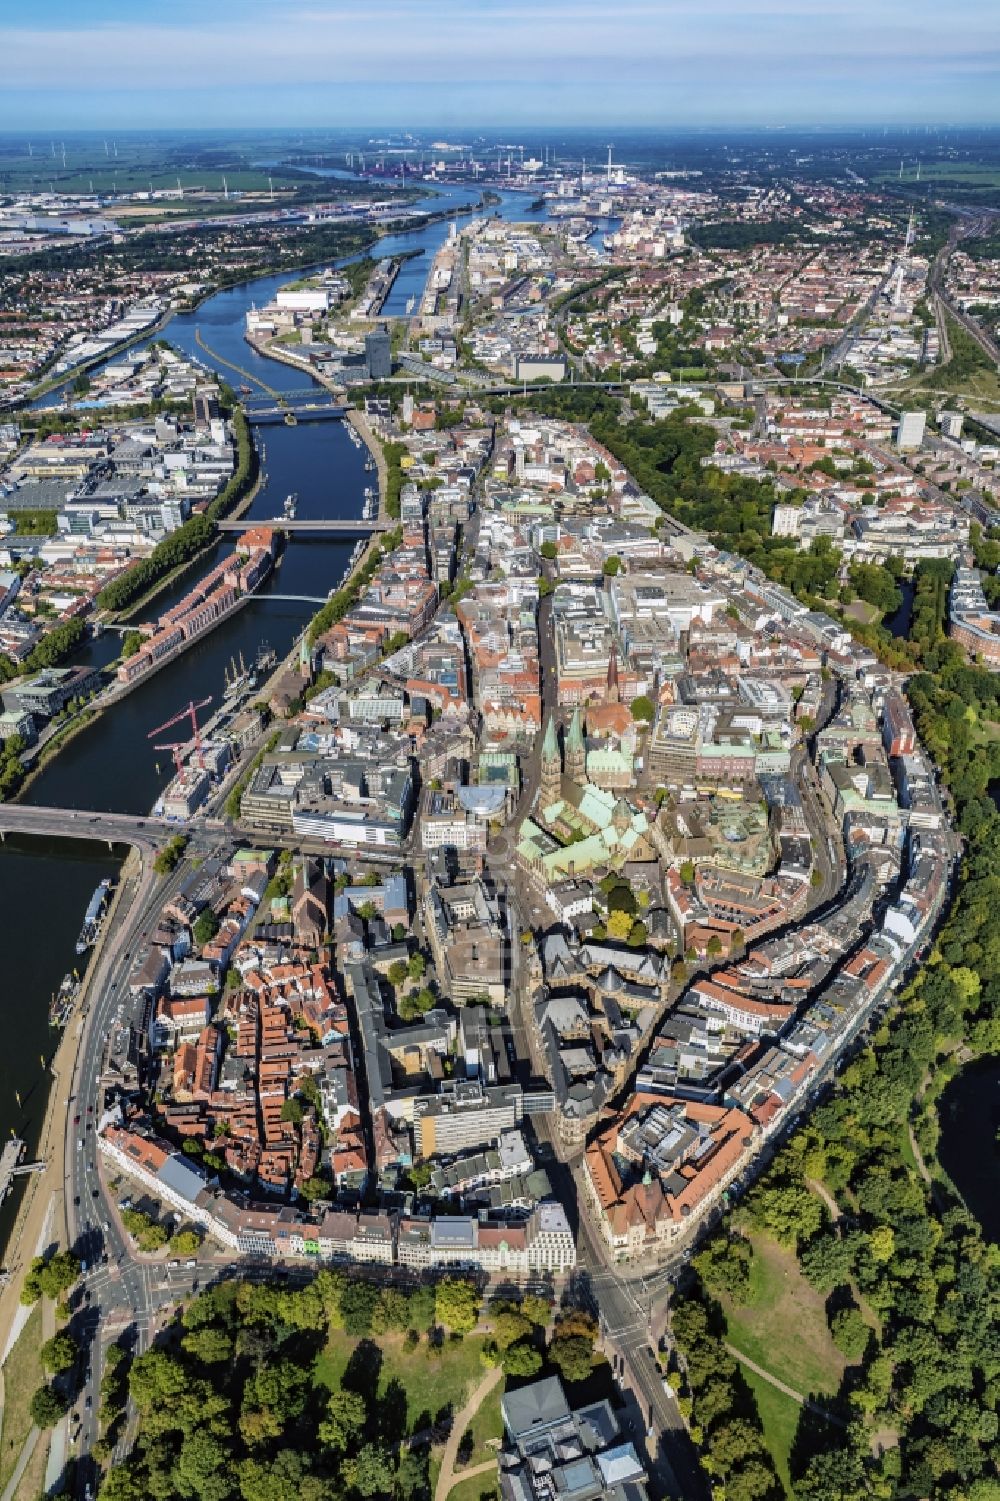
(2, 0), (999, 130)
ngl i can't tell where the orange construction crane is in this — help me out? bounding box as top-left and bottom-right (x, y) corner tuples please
(148, 697), (212, 771)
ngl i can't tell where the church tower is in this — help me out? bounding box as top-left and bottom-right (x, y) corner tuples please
(540, 714), (561, 804)
(566, 706), (586, 782)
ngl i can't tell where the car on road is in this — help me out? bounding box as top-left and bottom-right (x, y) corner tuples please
(73, 1113), (81, 1125)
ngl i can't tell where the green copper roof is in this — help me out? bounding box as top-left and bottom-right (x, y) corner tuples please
(541, 714), (559, 763)
(567, 707), (585, 754)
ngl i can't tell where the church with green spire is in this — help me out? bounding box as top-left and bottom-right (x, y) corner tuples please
(519, 711), (653, 883)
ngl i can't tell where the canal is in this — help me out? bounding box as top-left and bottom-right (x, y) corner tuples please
(936, 1058), (1000, 1243)
(0, 179), (550, 1244)
(884, 577), (915, 639)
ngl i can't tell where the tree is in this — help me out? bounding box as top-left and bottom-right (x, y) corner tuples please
(626, 919), (648, 947)
(182, 1325), (234, 1365)
(372, 1288), (409, 1334)
(540, 540), (558, 560)
(193, 910), (220, 947)
(280, 1098), (304, 1126)
(520, 1293), (552, 1328)
(29, 1383), (68, 1428)
(172, 1228), (202, 1257)
(387, 960), (408, 988)
(172, 1429), (234, 1501)
(602, 555), (622, 576)
(39, 1331), (78, 1374)
(630, 694), (655, 722)
(319, 1388), (367, 1452)
(502, 1339), (543, 1377)
(799, 1230), (857, 1292)
(407, 952), (426, 981)
(348, 1445), (396, 1498)
(407, 1283), (437, 1332)
(396, 1448), (430, 1501)
(341, 1279), (380, 1336)
(298, 1174), (332, 1203)
(606, 909), (633, 941)
(492, 1309), (533, 1350)
(435, 1277), (479, 1334)
(739, 1179), (824, 1249)
(548, 1334), (594, 1383)
(20, 1250), (80, 1305)
(830, 1306), (869, 1360)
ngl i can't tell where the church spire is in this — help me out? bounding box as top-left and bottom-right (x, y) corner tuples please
(566, 706), (585, 781)
(540, 714), (561, 802)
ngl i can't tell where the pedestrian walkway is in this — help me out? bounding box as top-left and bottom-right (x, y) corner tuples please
(725, 1344), (845, 1428)
(434, 1363), (504, 1501)
(0, 1427), (39, 1501)
(806, 1177), (842, 1222)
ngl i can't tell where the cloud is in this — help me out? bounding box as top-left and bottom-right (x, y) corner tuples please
(2, 0), (998, 123)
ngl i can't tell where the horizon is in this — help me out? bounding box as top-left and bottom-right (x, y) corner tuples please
(4, 0), (1000, 131)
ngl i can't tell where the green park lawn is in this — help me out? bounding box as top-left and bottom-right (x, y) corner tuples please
(0, 1305), (45, 1493)
(447, 1474), (500, 1501)
(738, 1364), (801, 1498)
(314, 1328), (489, 1434)
(722, 1234), (846, 1400)
(458, 1378), (505, 1470)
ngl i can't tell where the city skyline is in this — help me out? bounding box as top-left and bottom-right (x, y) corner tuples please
(3, 0), (1000, 130)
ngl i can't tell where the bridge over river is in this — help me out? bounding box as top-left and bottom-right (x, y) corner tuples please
(218, 518), (388, 536)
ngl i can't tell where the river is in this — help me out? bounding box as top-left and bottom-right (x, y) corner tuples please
(0, 179), (551, 1246)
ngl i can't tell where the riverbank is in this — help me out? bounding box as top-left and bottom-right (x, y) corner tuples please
(0, 844), (136, 1347)
(17, 308), (174, 410)
(113, 445), (264, 627)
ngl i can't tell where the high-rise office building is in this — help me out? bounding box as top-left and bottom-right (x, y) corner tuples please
(365, 326), (392, 381)
(896, 410), (926, 450)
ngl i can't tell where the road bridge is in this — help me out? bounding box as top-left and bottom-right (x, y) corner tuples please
(218, 518), (388, 535)
(248, 407), (347, 427)
(0, 806), (185, 848)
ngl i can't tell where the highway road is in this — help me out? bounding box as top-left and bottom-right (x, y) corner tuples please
(60, 851), (194, 1489)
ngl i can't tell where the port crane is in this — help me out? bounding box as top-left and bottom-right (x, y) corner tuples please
(148, 697), (212, 777)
